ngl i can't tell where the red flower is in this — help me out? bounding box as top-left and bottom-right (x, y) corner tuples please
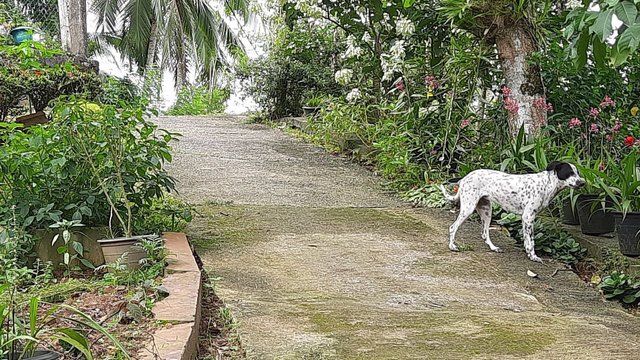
(395, 79), (405, 92)
(460, 118), (471, 129)
(589, 107), (600, 117)
(590, 123), (600, 134)
(624, 135), (636, 147)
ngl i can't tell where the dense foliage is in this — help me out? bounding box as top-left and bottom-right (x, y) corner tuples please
(0, 40), (101, 120)
(166, 86), (231, 115)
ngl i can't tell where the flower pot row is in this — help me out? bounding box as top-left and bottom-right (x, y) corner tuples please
(562, 195), (640, 257)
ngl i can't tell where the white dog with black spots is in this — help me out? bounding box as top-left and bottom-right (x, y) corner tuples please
(440, 161), (585, 262)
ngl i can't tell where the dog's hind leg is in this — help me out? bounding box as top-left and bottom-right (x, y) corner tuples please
(476, 198), (501, 253)
(448, 199), (476, 252)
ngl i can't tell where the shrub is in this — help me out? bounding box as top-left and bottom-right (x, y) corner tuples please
(99, 75), (141, 107)
(0, 98), (177, 241)
(238, 22), (341, 119)
(0, 40), (101, 120)
(166, 86), (230, 115)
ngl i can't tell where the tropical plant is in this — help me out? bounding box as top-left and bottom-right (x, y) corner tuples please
(53, 98), (177, 238)
(565, 0), (640, 68)
(588, 151), (640, 217)
(91, 0), (249, 88)
(49, 219), (94, 276)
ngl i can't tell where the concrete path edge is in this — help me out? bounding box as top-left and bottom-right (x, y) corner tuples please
(139, 232), (202, 360)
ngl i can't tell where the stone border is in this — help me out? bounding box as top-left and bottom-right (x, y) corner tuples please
(139, 232), (202, 360)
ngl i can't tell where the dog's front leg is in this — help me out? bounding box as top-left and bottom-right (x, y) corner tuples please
(522, 212), (542, 263)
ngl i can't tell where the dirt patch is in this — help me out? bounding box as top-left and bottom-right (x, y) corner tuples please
(195, 252), (245, 359)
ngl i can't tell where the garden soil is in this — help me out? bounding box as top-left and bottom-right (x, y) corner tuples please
(156, 116), (640, 360)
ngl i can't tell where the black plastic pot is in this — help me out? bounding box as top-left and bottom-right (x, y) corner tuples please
(10, 350), (61, 360)
(577, 194), (615, 235)
(614, 212), (640, 257)
(561, 199), (580, 225)
(302, 106), (320, 116)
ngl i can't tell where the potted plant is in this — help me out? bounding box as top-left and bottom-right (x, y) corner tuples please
(592, 152), (640, 256)
(302, 95), (323, 116)
(560, 190), (580, 225)
(55, 99), (176, 269)
(576, 159), (615, 235)
(9, 26), (34, 45)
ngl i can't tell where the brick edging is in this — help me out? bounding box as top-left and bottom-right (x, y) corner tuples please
(139, 232), (202, 360)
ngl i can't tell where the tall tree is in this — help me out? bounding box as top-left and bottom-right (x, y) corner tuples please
(440, 0), (553, 138)
(91, 0), (248, 88)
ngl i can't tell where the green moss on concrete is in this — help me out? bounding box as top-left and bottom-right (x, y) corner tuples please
(305, 306), (555, 359)
(189, 205), (434, 252)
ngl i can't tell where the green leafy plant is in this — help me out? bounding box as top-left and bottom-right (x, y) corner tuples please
(402, 185), (447, 208)
(598, 272), (640, 305)
(49, 219), (94, 276)
(166, 86), (230, 116)
(496, 213), (586, 265)
(53, 98), (177, 238)
(587, 151), (640, 217)
(134, 195), (194, 234)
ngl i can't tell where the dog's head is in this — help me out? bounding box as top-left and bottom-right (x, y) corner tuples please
(546, 161), (585, 189)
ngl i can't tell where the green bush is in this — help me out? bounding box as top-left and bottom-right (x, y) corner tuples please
(166, 86), (230, 115)
(99, 75), (141, 107)
(237, 22), (342, 119)
(134, 195), (194, 234)
(0, 40), (101, 120)
(0, 98), (177, 240)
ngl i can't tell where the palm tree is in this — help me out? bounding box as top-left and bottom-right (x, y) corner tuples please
(91, 0), (248, 89)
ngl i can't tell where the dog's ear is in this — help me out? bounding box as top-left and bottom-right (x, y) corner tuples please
(546, 161), (562, 172)
(547, 161), (576, 180)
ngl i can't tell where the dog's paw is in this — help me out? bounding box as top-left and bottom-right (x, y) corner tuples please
(449, 243), (459, 252)
(528, 255), (543, 263)
(491, 247), (503, 253)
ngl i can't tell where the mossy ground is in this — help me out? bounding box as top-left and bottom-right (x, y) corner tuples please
(190, 203), (640, 360)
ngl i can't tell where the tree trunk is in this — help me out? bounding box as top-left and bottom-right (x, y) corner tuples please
(58, 0), (87, 56)
(495, 23), (547, 138)
(175, 41), (188, 91)
(145, 20), (158, 71)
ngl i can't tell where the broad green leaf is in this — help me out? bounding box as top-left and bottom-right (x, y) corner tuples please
(614, 1), (638, 25)
(404, 0), (415, 7)
(589, 9), (615, 42)
(593, 35), (607, 68)
(72, 241), (84, 255)
(575, 30), (590, 68)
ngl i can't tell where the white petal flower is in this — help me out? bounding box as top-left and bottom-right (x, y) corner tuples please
(362, 32), (372, 44)
(334, 69), (353, 85)
(567, 0), (581, 9)
(294, 0), (322, 18)
(390, 40), (406, 60)
(396, 16), (415, 37)
(346, 88), (362, 103)
(343, 35), (363, 58)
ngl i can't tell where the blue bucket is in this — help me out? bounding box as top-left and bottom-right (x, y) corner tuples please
(10, 26), (34, 45)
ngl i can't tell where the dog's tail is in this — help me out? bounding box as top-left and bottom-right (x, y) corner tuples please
(439, 184), (460, 204)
